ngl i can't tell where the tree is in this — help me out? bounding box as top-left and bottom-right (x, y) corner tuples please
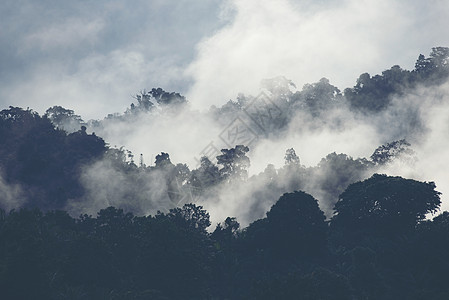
(261, 163), (277, 182)
(345, 65), (411, 113)
(212, 217), (240, 244)
(311, 152), (371, 214)
(0, 107), (106, 210)
(44, 106), (86, 133)
(331, 174), (441, 235)
(173, 163), (190, 185)
(245, 191), (327, 257)
(261, 76), (296, 94)
(154, 152), (172, 169)
(165, 203), (211, 234)
(302, 78), (343, 114)
(370, 139), (415, 165)
(414, 47), (449, 83)
(190, 157), (221, 191)
(131, 90), (155, 113)
(149, 88), (186, 107)
(125, 88), (186, 117)
(150, 204), (214, 297)
(265, 191), (327, 256)
(284, 148), (300, 166)
(248, 268), (353, 300)
(216, 145), (250, 181)
(414, 212), (449, 296)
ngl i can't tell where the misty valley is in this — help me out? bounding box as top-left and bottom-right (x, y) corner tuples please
(1, 47), (449, 299)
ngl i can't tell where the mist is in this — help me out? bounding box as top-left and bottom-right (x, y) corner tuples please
(375, 80), (449, 213)
(60, 69), (448, 227)
(186, 0), (449, 109)
(0, 170), (25, 212)
(1, 1), (449, 119)
(2, 2), (449, 298)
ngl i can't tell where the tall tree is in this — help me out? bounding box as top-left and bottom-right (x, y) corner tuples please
(216, 145), (250, 181)
(370, 139), (415, 165)
(44, 106), (86, 133)
(244, 191), (327, 257)
(284, 148), (300, 166)
(331, 174), (441, 236)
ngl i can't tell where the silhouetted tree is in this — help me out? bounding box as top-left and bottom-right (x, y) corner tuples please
(190, 157), (221, 191)
(284, 147), (300, 166)
(0, 107), (106, 210)
(413, 46), (449, 83)
(216, 145), (250, 181)
(244, 191), (327, 258)
(45, 105), (86, 133)
(154, 152), (172, 169)
(292, 78), (343, 116)
(370, 139), (415, 165)
(149, 88), (186, 107)
(311, 152), (372, 214)
(331, 174), (441, 237)
(212, 217), (240, 245)
(345, 65), (411, 113)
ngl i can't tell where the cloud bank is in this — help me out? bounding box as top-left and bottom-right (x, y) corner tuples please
(186, 0), (449, 108)
(1, 0), (449, 119)
(0, 0), (224, 119)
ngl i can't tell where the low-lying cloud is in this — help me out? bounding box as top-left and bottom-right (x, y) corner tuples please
(67, 76), (449, 227)
(186, 0), (449, 108)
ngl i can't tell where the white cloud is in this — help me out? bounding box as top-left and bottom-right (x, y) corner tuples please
(186, 0), (449, 108)
(1, 0), (449, 222)
(23, 18), (105, 51)
(376, 81), (449, 212)
(0, 0), (224, 118)
(0, 47), (188, 120)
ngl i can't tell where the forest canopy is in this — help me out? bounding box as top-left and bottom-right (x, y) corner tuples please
(0, 47), (449, 299)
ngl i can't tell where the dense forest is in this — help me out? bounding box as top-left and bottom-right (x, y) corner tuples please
(1, 47), (449, 299)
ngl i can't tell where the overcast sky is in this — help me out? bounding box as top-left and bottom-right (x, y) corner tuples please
(1, 0), (449, 119)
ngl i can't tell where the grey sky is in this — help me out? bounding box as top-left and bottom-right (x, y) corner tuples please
(0, 0), (225, 119)
(1, 0), (449, 119)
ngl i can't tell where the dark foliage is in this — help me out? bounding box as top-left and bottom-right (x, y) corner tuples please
(344, 47), (449, 113)
(1, 47), (449, 299)
(216, 144), (250, 181)
(0, 178), (446, 299)
(44, 106), (86, 133)
(370, 139), (415, 165)
(331, 174), (441, 236)
(0, 107), (106, 210)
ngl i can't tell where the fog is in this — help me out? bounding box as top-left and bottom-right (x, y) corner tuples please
(63, 74), (448, 226)
(376, 81), (449, 214)
(186, 0), (449, 108)
(1, 1), (449, 119)
(0, 170), (25, 212)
